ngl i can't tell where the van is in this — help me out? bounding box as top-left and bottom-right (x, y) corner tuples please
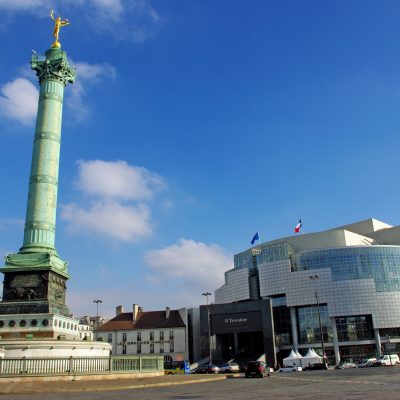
(375, 354), (400, 366)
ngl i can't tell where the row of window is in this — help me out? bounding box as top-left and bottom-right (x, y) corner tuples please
(292, 246), (400, 292)
(0, 319), (79, 331)
(0, 319), (49, 328)
(121, 342), (175, 354)
(108, 330), (175, 343)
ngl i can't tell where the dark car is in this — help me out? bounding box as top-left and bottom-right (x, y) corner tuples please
(304, 363), (327, 371)
(193, 364), (220, 374)
(245, 361), (268, 378)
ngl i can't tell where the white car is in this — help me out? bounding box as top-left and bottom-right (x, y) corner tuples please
(278, 365), (302, 372)
(374, 354), (400, 366)
(219, 362), (240, 373)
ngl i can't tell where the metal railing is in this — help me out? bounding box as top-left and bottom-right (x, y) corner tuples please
(0, 355), (164, 376)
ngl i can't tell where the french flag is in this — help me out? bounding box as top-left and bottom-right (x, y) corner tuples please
(294, 219), (302, 233)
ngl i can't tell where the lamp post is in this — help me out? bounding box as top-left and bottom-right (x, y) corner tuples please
(309, 275), (326, 367)
(202, 292), (212, 365)
(93, 299), (102, 339)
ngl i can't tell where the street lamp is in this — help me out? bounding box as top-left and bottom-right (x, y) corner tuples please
(309, 275), (327, 367)
(93, 299), (102, 339)
(202, 292), (212, 365)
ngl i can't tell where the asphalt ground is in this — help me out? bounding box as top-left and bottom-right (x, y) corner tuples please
(2, 367), (400, 399)
(0, 373), (226, 395)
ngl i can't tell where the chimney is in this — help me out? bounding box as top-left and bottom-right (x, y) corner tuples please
(166, 306), (171, 319)
(133, 304), (140, 322)
(116, 305), (124, 316)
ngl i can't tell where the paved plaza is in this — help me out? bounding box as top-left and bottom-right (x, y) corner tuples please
(1, 367), (400, 399)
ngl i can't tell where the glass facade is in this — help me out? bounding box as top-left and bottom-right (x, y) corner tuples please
(292, 247), (400, 292)
(273, 306), (291, 346)
(380, 327), (400, 339)
(335, 315), (374, 341)
(234, 242), (295, 269)
(297, 305), (332, 344)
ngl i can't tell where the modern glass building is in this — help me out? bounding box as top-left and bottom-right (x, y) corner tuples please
(215, 219), (400, 365)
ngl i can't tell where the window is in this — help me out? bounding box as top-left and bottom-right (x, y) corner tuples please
(150, 343), (154, 353)
(137, 332), (142, 341)
(108, 333), (112, 343)
(169, 330), (174, 340)
(122, 332), (127, 342)
(160, 343), (164, 353)
(137, 343), (141, 354)
(122, 345), (127, 354)
(336, 315), (374, 341)
(160, 331), (164, 340)
(150, 331), (154, 341)
(170, 342), (174, 353)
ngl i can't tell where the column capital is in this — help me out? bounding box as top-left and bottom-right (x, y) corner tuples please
(31, 48), (76, 87)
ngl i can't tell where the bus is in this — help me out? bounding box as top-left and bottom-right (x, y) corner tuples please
(164, 360), (191, 375)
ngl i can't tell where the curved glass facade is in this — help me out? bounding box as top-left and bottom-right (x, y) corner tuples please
(235, 242), (294, 269)
(292, 246), (400, 292)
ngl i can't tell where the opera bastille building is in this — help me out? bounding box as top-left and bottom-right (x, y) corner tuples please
(212, 219), (400, 366)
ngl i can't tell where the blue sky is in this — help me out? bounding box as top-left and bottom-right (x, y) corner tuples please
(1, 0), (400, 318)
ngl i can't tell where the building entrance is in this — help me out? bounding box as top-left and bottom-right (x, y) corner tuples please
(216, 331), (264, 361)
(199, 300), (276, 367)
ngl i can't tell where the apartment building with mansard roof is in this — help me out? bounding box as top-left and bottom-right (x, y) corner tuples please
(97, 304), (188, 361)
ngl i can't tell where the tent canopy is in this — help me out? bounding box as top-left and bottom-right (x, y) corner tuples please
(283, 349), (303, 367)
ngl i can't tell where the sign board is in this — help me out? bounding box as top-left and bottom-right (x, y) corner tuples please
(211, 311), (262, 334)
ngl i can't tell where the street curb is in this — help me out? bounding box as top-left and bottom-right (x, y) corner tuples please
(1, 376), (228, 394)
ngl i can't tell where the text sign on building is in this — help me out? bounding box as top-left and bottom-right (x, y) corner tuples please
(211, 311), (262, 334)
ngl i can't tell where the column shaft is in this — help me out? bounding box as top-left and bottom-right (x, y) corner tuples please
(22, 80), (64, 252)
(330, 317), (340, 365)
(290, 307), (299, 351)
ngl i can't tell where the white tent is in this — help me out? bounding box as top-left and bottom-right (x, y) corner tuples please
(301, 348), (323, 367)
(283, 349), (303, 367)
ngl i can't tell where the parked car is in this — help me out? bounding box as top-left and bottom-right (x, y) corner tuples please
(219, 362), (240, 373)
(303, 363), (327, 371)
(372, 354), (400, 366)
(193, 364), (220, 374)
(357, 358), (376, 368)
(278, 365), (302, 372)
(335, 362), (357, 369)
(245, 361), (268, 378)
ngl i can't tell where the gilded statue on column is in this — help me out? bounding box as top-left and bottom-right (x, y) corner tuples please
(50, 10), (70, 48)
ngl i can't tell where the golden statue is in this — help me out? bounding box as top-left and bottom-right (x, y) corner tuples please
(50, 10), (70, 48)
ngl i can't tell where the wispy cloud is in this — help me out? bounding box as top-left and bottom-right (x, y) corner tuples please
(61, 160), (166, 243)
(0, 0), (163, 43)
(66, 61), (116, 121)
(145, 239), (232, 292)
(0, 78), (38, 125)
(0, 218), (24, 230)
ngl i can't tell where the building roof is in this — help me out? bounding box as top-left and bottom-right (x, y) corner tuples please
(97, 310), (186, 332)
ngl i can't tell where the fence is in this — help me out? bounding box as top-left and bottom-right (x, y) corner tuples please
(0, 355), (164, 376)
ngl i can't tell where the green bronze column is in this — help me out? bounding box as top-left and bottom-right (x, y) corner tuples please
(0, 15), (75, 316)
(21, 48), (75, 254)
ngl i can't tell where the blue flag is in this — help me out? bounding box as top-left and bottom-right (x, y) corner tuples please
(251, 232), (259, 245)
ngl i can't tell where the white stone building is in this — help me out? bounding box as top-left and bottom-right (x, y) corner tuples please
(97, 304), (188, 361)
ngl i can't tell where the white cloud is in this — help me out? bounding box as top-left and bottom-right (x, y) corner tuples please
(61, 160), (166, 243)
(144, 239), (232, 290)
(88, 0), (162, 42)
(0, 0), (162, 43)
(76, 160), (165, 201)
(0, 78), (38, 125)
(61, 200), (152, 242)
(0, 0), (46, 11)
